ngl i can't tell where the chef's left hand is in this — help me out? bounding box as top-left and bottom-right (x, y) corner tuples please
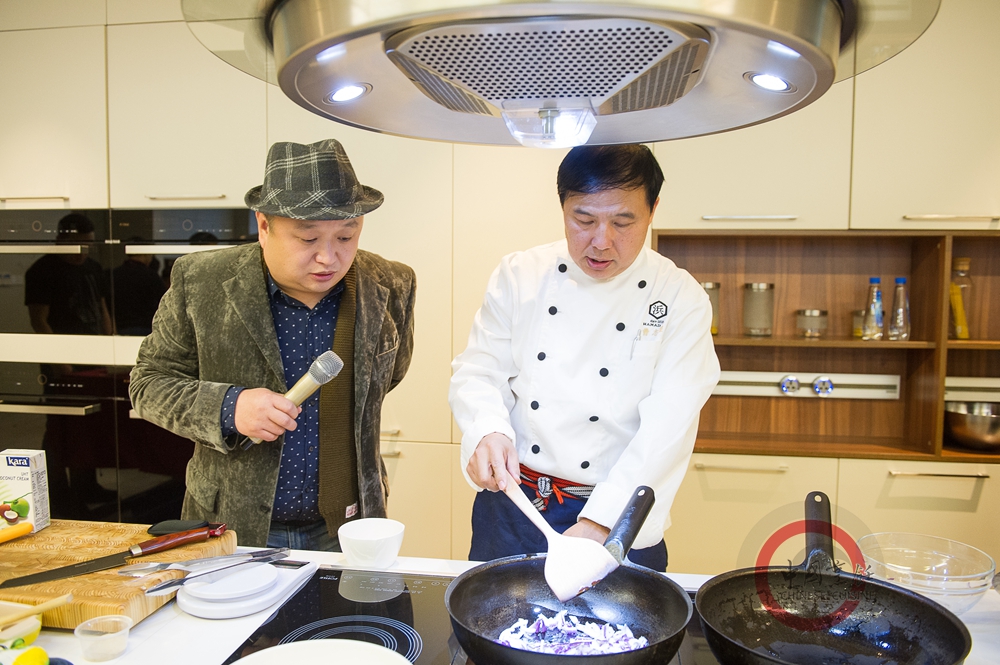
(563, 518), (610, 544)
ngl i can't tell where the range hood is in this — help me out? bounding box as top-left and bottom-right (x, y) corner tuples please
(182, 0), (939, 147)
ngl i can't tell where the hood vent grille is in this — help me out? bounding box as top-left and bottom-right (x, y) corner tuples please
(602, 40), (708, 114)
(387, 52), (496, 116)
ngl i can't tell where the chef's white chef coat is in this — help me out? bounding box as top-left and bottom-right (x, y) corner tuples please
(450, 239), (721, 549)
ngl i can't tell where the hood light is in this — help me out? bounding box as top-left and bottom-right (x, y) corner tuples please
(500, 106), (598, 149)
(747, 73), (796, 93)
(326, 83), (370, 103)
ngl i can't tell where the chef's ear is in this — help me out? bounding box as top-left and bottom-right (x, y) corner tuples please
(649, 196), (660, 218)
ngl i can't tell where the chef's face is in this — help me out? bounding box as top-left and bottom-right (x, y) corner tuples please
(563, 187), (658, 280)
(257, 212), (362, 308)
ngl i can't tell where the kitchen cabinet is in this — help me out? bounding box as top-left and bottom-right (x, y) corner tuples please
(0, 1), (104, 30)
(651, 82), (853, 231)
(451, 444), (476, 560)
(382, 441), (454, 559)
(0, 27), (108, 209)
(107, 0), (184, 24)
(267, 90), (455, 445)
(665, 454), (840, 575)
(851, 0), (1000, 231)
(107, 22), (267, 209)
(837, 458), (1000, 563)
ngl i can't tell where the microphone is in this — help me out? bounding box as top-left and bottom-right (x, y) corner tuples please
(240, 350), (344, 450)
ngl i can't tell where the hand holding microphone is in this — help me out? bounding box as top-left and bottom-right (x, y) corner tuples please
(239, 350), (344, 450)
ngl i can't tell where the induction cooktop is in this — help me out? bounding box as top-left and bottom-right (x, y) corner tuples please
(223, 567), (719, 664)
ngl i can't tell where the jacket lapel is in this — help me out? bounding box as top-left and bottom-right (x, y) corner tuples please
(353, 255), (389, 429)
(223, 245), (285, 388)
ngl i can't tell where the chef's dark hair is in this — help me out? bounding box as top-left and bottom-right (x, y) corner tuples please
(557, 144), (663, 211)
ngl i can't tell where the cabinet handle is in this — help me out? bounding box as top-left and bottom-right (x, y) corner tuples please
(694, 462), (789, 473)
(380, 429), (400, 436)
(902, 215), (1000, 222)
(0, 403), (100, 416)
(145, 195), (227, 201)
(0, 196), (69, 202)
(888, 470), (990, 479)
(0, 245), (82, 255)
(701, 215), (798, 221)
(125, 244), (231, 255)
(380, 450), (402, 458)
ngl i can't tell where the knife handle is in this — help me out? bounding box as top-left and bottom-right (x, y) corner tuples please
(129, 526), (210, 556)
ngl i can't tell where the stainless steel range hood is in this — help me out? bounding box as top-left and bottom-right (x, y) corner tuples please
(182, 0), (939, 147)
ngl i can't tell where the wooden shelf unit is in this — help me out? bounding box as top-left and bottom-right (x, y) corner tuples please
(655, 230), (1000, 461)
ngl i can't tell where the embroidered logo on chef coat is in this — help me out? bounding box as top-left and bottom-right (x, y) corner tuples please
(649, 301), (668, 319)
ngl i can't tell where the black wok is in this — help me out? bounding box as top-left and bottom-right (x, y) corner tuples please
(445, 486), (693, 665)
(695, 491), (972, 665)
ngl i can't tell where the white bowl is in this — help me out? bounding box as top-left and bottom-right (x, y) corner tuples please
(338, 518), (405, 569)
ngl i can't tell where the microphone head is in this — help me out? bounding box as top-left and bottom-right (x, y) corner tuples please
(309, 351), (344, 384)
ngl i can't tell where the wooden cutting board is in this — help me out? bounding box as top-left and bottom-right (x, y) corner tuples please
(0, 519), (237, 628)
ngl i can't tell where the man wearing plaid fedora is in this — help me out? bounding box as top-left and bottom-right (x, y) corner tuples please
(131, 139), (416, 551)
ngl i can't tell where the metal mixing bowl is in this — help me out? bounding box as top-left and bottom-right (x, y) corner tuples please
(944, 402), (1000, 452)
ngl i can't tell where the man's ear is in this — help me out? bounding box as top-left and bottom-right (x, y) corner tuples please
(255, 211), (270, 239)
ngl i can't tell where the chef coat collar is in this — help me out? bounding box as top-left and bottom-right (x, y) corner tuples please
(558, 239), (648, 287)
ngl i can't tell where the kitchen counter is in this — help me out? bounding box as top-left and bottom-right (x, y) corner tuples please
(24, 551), (1000, 665)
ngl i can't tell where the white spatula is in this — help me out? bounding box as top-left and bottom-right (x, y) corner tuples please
(502, 472), (620, 602)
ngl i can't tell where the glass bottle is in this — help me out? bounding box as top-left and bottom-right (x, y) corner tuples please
(949, 257), (972, 340)
(861, 277), (883, 341)
(887, 277), (910, 341)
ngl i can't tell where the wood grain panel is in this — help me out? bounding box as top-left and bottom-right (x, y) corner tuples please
(0, 520), (237, 628)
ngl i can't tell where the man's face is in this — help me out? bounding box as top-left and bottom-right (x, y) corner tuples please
(257, 212), (363, 308)
(563, 187), (658, 280)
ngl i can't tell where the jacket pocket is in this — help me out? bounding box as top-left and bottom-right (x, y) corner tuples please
(185, 462), (220, 514)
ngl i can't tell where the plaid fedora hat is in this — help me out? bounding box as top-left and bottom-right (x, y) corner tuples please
(245, 139), (384, 220)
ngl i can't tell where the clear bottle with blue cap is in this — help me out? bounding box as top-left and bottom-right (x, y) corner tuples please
(888, 277), (911, 341)
(862, 277), (884, 341)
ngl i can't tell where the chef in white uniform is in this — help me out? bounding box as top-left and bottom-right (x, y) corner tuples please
(450, 144), (720, 570)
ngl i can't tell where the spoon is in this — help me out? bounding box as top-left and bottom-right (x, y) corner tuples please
(0, 594), (73, 630)
(502, 472), (620, 602)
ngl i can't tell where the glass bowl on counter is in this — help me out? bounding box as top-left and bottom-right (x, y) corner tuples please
(944, 401), (1000, 451)
(857, 532), (997, 615)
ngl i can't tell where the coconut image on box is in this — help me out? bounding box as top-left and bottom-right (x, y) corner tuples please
(0, 449), (50, 536)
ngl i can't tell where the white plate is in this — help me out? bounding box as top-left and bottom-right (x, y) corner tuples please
(177, 561), (318, 619)
(235, 639), (411, 665)
(184, 562), (278, 601)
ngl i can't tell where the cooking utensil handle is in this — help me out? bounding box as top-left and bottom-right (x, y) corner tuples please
(603, 486), (655, 564)
(0, 593), (73, 629)
(802, 491), (835, 572)
(501, 471), (558, 539)
(130, 526), (211, 556)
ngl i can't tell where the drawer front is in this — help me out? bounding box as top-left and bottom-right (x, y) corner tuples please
(666, 453), (840, 574)
(838, 458), (1000, 562)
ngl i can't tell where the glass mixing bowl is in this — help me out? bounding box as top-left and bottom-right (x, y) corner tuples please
(857, 532), (997, 615)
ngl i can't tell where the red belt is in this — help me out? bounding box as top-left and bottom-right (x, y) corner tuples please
(519, 465), (595, 512)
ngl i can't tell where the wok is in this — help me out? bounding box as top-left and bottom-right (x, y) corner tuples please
(695, 491), (973, 665)
(445, 486), (693, 665)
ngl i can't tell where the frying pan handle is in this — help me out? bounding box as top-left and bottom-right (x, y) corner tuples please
(802, 490), (837, 573)
(603, 486), (655, 564)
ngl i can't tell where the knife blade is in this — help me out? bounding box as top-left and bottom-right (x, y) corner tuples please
(0, 523), (228, 589)
(117, 547), (288, 577)
(144, 550), (289, 596)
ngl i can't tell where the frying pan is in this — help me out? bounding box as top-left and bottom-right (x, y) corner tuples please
(695, 491), (972, 665)
(445, 487), (693, 665)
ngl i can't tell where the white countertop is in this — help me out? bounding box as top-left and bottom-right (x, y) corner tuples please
(23, 552), (1000, 665)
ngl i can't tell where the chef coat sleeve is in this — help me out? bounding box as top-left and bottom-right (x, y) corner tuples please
(449, 258), (519, 491)
(129, 259), (235, 454)
(579, 281), (720, 549)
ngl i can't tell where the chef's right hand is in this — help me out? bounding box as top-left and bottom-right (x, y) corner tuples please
(468, 433), (520, 492)
(235, 388), (302, 442)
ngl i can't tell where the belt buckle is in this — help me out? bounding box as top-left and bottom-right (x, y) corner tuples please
(536, 475), (553, 499)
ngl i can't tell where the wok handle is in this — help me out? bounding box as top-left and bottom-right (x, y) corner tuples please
(802, 490), (836, 572)
(603, 486), (655, 564)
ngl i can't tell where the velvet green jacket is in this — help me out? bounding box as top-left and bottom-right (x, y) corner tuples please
(129, 243), (416, 546)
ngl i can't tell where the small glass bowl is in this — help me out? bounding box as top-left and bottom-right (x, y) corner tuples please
(857, 532), (996, 615)
(74, 615), (133, 661)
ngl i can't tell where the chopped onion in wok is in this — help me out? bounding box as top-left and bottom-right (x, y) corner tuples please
(497, 610), (648, 655)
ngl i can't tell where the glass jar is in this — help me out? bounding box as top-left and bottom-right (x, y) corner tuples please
(852, 309), (865, 338)
(743, 283), (774, 336)
(701, 282), (720, 335)
(796, 309), (828, 338)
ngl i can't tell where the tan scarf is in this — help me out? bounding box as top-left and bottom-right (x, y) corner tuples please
(318, 265), (358, 536)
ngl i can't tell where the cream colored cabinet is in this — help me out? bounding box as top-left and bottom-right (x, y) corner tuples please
(451, 445), (477, 560)
(107, 22), (266, 209)
(851, 0), (1000, 230)
(837, 458), (1000, 563)
(267, 90), (454, 445)
(665, 454), (840, 574)
(0, 27), (108, 209)
(107, 0), (184, 24)
(0, 1), (104, 29)
(651, 82), (853, 231)
(382, 441), (454, 559)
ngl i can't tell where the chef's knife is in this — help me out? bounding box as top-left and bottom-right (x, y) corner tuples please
(0, 524), (228, 589)
(144, 550), (289, 595)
